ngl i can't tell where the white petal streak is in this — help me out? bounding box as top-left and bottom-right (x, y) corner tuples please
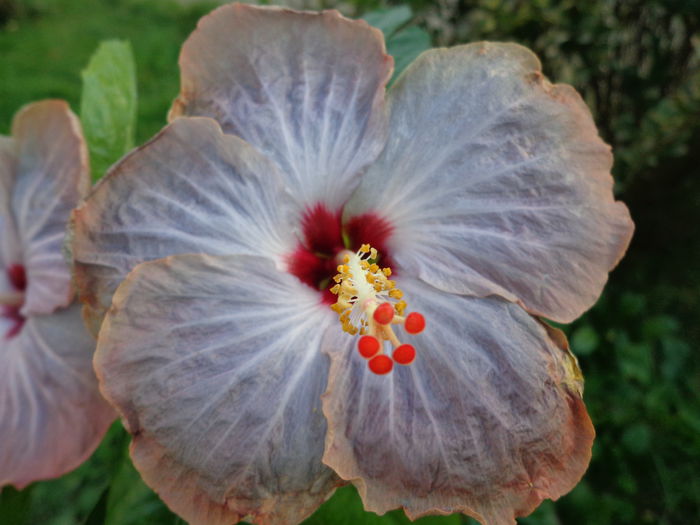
(345, 43), (633, 323)
(0, 305), (114, 488)
(322, 277), (593, 525)
(170, 3), (393, 210)
(71, 117), (296, 336)
(96, 253), (340, 525)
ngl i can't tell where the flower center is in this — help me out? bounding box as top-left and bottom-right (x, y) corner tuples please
(1, 264), (27, 339)
(287, 203), (395, 304)
(330, 244), (425, 375)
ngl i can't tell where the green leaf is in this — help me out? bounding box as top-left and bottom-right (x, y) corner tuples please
(616, 339), (653, 385)
(80, 40), (137, 181)
(518, 499), (560, 525)
(570, 324), (600, 356)
(363, 6), (432, 83)
(83, 486), (110, 525)
(78, 423), (178, 525)
(0, 485), (34, 525)
(621, 423), (652, 455)
(303, 485), (464, 525)
(362, 6), (412, 37)
(96, 426), (182, 525)
(386, 25), (432, 82)
(102, 452), (179, 525)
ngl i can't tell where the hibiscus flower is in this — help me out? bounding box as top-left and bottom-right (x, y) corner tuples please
(70, 4), (633, 525)
(0, 100), (114, 487)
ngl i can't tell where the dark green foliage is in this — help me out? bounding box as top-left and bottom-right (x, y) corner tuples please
(304, 485), (463, 525)
(553, 290), (700, 524)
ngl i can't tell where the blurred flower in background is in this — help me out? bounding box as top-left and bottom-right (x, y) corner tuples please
(0, 100), (114, 488)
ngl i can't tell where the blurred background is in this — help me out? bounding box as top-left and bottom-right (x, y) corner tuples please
(1, 0), (698, 524)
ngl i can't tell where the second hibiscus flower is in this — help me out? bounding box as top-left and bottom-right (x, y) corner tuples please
(1, 100), (113, 488)
(71, 3), (633, 525)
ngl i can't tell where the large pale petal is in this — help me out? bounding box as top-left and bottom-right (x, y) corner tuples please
(169, 3), (393, 210)
(11, 100), (90, 315)
(344, 43), (633, 323)
(322, 277), (594, 525)
(96, 253), (340, 525)
(0, 304), (114, 488)
(71, 116), (296, 336)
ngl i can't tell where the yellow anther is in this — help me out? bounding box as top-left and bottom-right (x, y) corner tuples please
(340, 281), (356, 293)
(330, 244), (420, 347)
(342, 321), (358, 335)
(331, 303), (345, 314)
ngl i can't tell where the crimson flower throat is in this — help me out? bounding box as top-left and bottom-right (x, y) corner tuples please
(287, 204), (426, 375)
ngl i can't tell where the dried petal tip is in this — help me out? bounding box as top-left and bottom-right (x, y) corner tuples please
(331, 244), (426, 374)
